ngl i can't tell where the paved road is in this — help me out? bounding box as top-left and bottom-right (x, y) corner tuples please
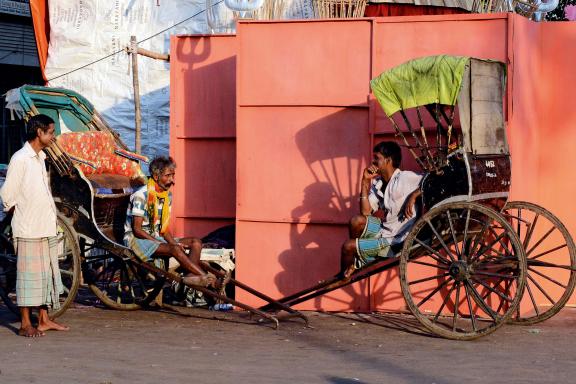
(1, 304), (575, 384)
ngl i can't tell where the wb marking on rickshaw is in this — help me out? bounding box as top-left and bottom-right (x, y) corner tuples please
(485, 160), (496, 168)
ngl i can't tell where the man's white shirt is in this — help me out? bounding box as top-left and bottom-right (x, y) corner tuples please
(368, 168), (422, 243)
(0, 142), (57, 238)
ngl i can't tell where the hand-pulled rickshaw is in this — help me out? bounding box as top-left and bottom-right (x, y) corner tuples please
(260, 55), (576, 339)
(0, 85), (307, 328)
(1, 55), (574, 340)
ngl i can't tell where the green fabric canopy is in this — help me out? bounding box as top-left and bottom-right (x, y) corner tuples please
(18, 85), (95, 134)
(370, 55), (469, 117)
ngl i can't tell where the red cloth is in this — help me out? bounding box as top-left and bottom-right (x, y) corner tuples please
(57, 131), (145, 179)
(365, 4), (468, 17)
(29, 0), (50, 83)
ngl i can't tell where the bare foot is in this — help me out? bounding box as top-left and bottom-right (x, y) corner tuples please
(324, 266), (356, 291)
(18, 326), (45, 338)
(217, 271), (232, 295)
(38, 319), (70, 332)
(182, 274), (209, 287)
(343, 264), (356, 279)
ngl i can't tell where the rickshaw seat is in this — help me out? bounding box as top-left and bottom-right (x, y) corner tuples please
(56, 131), (147, 180)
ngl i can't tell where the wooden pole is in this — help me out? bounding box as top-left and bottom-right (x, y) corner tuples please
(130, 36), (142, 154)
(136, 47), (169, 61)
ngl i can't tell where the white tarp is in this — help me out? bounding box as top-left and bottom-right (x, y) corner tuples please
(44, 0), (314, 159)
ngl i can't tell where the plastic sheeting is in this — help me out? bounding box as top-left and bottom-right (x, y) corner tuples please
(43, 0), (314, 159)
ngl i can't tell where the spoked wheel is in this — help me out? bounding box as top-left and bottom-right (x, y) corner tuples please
(83, 242), (166, 310)
(0, 243), (20, 315)
(503, 201), (576, 325)
(400, 202), (526, 340)
(0, 215), (81, 318)
(0, 217), (18, 315)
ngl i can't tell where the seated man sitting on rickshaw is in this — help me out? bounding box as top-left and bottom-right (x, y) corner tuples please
(339, 141), (422, 279)
(124, 156), (215, 287)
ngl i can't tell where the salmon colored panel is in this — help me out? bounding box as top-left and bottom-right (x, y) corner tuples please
(174, 218), (235, 240)
(235, 221), (370, 311)
(536, 22), (576, 233)
(536, 21), (576, 305)
(507, 16), (541, 205)
(172, 139), (236, 219)
(372, 15), (508, 77)
(170, 35), (237, 244)
(170, 35), (237, 138)
(237, 20), (372, 106)
(236, 106), (370, 224)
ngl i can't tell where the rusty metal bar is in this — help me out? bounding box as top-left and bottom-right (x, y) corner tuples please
(387, 116), (426, 171)
(261, 257), (400, 310)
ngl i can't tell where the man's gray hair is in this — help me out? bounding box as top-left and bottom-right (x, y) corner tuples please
(149, 156), (176, 178)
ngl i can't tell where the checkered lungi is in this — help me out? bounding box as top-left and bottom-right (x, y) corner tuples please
(15, 237), (63, 309)
(355, 215), (396, 268)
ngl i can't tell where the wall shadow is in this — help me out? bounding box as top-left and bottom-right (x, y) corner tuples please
(272, 107), (388, 310)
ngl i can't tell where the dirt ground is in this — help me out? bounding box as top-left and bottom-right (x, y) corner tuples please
(1, 301), (576, 384)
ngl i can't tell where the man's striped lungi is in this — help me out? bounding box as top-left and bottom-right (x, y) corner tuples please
(15, 236), (63, 309)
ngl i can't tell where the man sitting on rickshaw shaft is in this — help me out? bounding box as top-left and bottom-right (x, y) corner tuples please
(124, 156), (215, 287)
(340, 141), (422, 279)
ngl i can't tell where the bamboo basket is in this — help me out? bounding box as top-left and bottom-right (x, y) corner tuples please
(252, 0), (289, 20)
(313, 0), (367, 19)
(471, 0), (513, 13)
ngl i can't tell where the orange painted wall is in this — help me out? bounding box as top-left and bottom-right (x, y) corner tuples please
(170, 35), (237, 238)
(171, 14), (576, 311)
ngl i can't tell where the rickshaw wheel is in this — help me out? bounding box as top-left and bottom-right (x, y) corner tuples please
(503, 201), (576, 325)
(84, 245), (166, 310)
(399, 201), (526, 340)
(0, 216), (18, 315)
(0, 214), (80, 318)
(50, 215), (81, 318)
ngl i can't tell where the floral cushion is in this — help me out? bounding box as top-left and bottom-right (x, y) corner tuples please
(57, 131), (145, 179)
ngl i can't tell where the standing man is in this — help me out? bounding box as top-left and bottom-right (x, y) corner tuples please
(339, 141), (422, 279)
(124, 156), (215, 287)
(0, 114), (69, 337)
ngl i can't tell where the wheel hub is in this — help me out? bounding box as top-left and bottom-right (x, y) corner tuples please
(449, 260), (470, 282)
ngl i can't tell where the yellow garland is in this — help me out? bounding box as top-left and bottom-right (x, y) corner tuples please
(146, 177), (170, 235)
